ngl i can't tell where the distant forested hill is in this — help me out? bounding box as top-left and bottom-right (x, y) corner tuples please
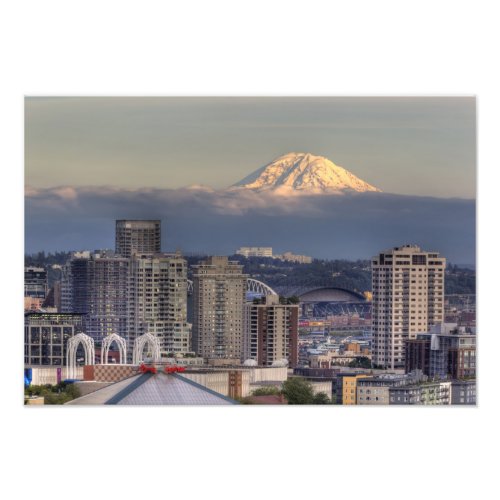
(187, 255), (476, 296)
(26, 252), (475, 296)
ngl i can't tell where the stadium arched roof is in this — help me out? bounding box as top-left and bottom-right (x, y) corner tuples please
(298, 287), (366, 303)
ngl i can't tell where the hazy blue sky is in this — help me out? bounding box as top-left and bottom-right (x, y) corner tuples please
(25, 96), (476, 198)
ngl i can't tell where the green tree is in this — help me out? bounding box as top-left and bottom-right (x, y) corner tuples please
(312, 392), (331, 404)
(24, 382), (80, 404)
(251, 386), (281, 396)
(348, 357), (372, 369)
(63, 383), (80, 399)
(281, 377), (315, 404)
(235, 396), (254, 404)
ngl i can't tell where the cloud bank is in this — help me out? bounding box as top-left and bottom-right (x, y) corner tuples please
(25, 186), (476, 263)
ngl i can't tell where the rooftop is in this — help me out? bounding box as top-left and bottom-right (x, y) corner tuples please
(67, 372), (238, 405)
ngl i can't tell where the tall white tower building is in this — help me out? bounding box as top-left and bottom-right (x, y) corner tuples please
(371, 245), (445, 369)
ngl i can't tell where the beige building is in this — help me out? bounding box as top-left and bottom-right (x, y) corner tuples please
(128, 253), (191, 356)
(181, 365), (288, 398)
(275, 252), (313, 264)
(371, 245), (445, 369)
(310, 380), (333, 398)
(236, 247), (273, 257)
(192, 256), (248, 359)
(243, 295), (299, 367)
(179, 371), (232, 397)
(24, 296), (44, 311)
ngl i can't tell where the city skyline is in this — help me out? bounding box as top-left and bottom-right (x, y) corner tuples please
(24, 221), (476, 407)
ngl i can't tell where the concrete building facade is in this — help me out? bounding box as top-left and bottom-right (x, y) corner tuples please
(192, 256), (248, 359)
(389, 381), (451, 405)
(451, 380), (476, 405)
(60, 252), (130, 342)
(25, 313), (84, 366)
(128, 253), (191, 357)
(115, 219), (161, 258)
(24, 267), (48, 299)
(405, 323), (476, 379)
(371, 244), (446, 369)
(357, 371), (425, 405)
(243, 295), (299, 368)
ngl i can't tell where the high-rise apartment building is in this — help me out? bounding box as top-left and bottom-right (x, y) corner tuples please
(128, 253), (191, 356)
(24, 267), (48, 299)
(192, 256), (248, 359)
(60, 251), (129, 342)
(115, 220), (161, 258)
(243, 295), (299, 367)
(61, 246), (191, 358)
(371, 245), (445, 369)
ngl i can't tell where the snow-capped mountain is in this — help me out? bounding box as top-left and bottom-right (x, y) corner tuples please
(231, 152), (381, 194)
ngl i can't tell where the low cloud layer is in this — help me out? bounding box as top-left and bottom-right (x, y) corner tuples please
(25, 186), (476, 263)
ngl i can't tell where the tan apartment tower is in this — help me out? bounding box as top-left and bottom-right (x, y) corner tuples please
(192, 256), (248, 360)
(115, 220), (161, 258)
(128, 253), (191, 358)
(371, 244), (445, 369)
(243, 294), (299, 367)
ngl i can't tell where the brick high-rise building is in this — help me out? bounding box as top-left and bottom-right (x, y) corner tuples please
(192, 256), (248, 360)
(243, 295), (299, 367)
(371, 244), (445, 369)
(115, 220), (161, 258)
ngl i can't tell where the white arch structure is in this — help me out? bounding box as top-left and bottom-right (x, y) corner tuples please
(66, 333), (95, 379)
(133, 332), (161, 365)
(187, 278), (277, 296)
(101, 333), (127, 365)
(247, 278), (278, 296)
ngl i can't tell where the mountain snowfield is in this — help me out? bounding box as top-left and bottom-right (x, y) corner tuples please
(231, 152), (381, 194)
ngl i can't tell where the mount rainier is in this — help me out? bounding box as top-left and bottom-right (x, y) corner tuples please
(231, 152), (381, 194)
